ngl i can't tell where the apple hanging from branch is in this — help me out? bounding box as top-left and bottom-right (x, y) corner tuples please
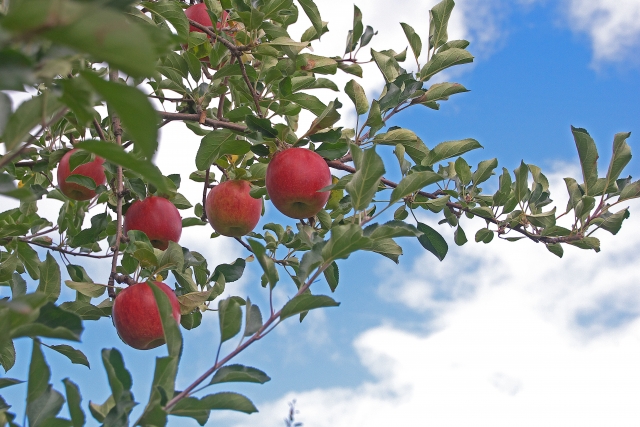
(205, 179), (262, 237)
(57, 149), (106, 201)
(123, 196), (182, 250)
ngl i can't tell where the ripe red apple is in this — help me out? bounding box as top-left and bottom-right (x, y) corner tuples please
(112, 281), (181, 350)
(265, 148), (332, 219)
(205, 179), (262, 237)
(123, 196), (182, 250)
(57, 149), (106, 201)
(185, 4), (230, 33)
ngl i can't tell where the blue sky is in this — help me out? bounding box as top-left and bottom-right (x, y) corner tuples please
(3, 0), (640, 426)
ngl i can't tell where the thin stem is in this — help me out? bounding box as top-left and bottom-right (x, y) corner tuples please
(107, 69), (125, 299)
(163, 264), (330, 411)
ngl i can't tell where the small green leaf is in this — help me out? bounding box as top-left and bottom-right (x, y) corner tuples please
(48, 344), (90, 368)
(546, 243), (564, 258)
(423, 82), (469, 103)
(37, 253), (61, 303)
(475, 228), (494, 243)
(454, 226), (467, 246)
(429, 0), (455, 49)
(419, 48), (474, 81)
(422, 138), (482, 166)
(243, 298), (263, 337)
(297, 0), (323, 42)
(323, 261), (339, 292)
(401, 22), (422, 60)
(149, 282), (183, 358)
(416, 222), (448, 261)
(247, 240), (279, 288)
(346, 144), (385, 211)
(27, 340), (50, 404)
(0, 377), (23, 389)
(514, 161), (529, 202)
(63, 378), (85, 427)
(389, 171), (442, 205)
(322, 224), (371, 261)
(210, 364), (271, 385)
(371, 49), (400, 83)
(472, 158), (498, 186)
(196, 130), (250, 171)
(345, 80), (369, 115)
(17, 241), (41, 280)
(218, 297), (242, 343)
(64, 281), (106, 298)
(605, 132), (632, 185)
(280, 294), (340, 320)
(571, 126), (599, 195)
(0, 339), (16, 372)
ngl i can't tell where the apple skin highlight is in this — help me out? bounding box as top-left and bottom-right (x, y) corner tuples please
(57, 149), (106, 201)
(112, 281), (181, 350)
(123, 196), (182, 250)
(206, 180), (262, 237)
(265, 148), (332, 219)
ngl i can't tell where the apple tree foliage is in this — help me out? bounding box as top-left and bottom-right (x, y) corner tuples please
(0, 0), (637, 425)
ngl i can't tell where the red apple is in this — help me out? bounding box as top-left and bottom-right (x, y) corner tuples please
(123, 196), (182, 250)
(265, 148), (332, 219)
(57, 149), (106, 201)
(185, 4), (229, 33)
(205, 179), (262, 237)
(112, 281), (181, 350)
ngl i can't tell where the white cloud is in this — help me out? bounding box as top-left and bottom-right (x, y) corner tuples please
(212, 165), (640, 426)
(565, 0), (640, 64)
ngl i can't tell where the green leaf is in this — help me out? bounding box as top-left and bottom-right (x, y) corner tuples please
(247, 240), (279, 288)
(17, 241), (41, 280)
(177, 290), (211, 315)
(389, 171), (442, 205)
(344, 80), (369, 115)
(546, 243), (564, 258)
(284, 92), (327, 116)
(371, 49), (400, 83)
(88, 396), (115, 423)
(0, 377), (23, 389)
(218, 297), (242, 343)
(37, 253), (61, 303)
(401, 22), (422, 60)
(297, 0), (323, 41)
(11, 302), (83, 341)
(416, 222), (448, 261)
(0, 339), (16, 372)
(196, 130), (250, 171)
(74, 140), (168, 193)
(429, 0), (455, 49)
(472, 158), (498, 186)
(48, 344), (90, 368)
(302, 99), (342, 138)
(323, 261), (339, 292)
(210, 364), (271, 385)
(438, 39), (470, 52)
(63, 378), (85, 427)
(101, 348), (132, 402)
(64, 281), (105, 298)
(346, 144), (385, 211)
(454, 226), (467, 246)
(28, 340), (50, 403)
(243, 298), (263, 337)
(419, 48), (474, 81)
(591, 208), (630, 235)
(373, 128), (430, 163)
(514, 161), (529, 202)
(246, 116), (278, 138)
(142, 0), (190, 42)
(82, 71), (158, 158)
(322, 224), (371, 261)
(527, 207), (557, 229)
(571, 126), (599, 195)
(171, 392), (258, 422)
(568, 237), (601, 252)
(280, 294), (340, 320)
(149, 282), (183, 358)
(11, 272), (27, 298)
(454, 157), (472, 185)
(1, 92), (62, 151)
(364, 220), (421, 239)
(64, 174), (97, 191)
(0, 92), (12, 136)
(475, 228), (494, 243)
(423, 82), (469, 103)
(158, 241), (184, 272)
(422, 138), (482, 166)
(618, 180), (640, 201)
(605, 132), (632, 185)
(27, 386), (65, 427)
(212, 258), (246, 283)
